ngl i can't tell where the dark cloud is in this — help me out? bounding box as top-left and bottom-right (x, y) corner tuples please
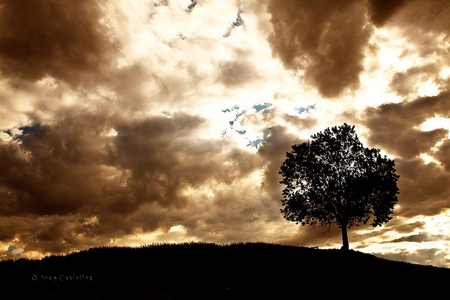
(369, 128), (446, 160)
(394, 158), (450, 217)
(258, 125), (303, 199)
(385, 0), (450, 80)
(366, 0), (450, 39)
(283, 114), (317, 130)
(367, 0), (407, 26)
(349, 219), (427, 250)
(393, 0), (450, 34)
(0, 0), (120, 85)
(0, 113), (118, 216)
(0, 109), (276, 254)
(111, 113), (262, 208)
(381, 1), (450, 100)
(357, 219), (426, 240)
(267, 0), (372, 97)
(216, 60), (258, 87)
(433, 140), (450, 171)
(389, 220), (426, 233)
(268, 0), (450, 99)
(362, 91), (450, 217)
(389, 64), (441, 97)
(386, 232), (450, 243)
(363, 92), (450, 159)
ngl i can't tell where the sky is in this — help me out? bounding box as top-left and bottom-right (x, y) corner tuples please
(1, 0), (450, 268)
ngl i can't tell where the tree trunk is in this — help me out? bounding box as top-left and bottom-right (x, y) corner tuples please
(341, 225), (349, 251)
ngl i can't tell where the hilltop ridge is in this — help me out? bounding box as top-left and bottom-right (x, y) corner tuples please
(1, 242), (449, 299)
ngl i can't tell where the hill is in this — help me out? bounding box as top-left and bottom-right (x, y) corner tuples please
(1, 242), (449, 299)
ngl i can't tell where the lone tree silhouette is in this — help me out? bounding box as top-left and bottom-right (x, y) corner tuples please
(279, 124), (399, 251)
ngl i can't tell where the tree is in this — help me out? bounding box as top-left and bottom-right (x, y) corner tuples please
(279, 123), (399, 251)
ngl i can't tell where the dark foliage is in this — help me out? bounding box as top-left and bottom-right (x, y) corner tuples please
(0, 242), (449, 299)
(280, 124), (399, 250)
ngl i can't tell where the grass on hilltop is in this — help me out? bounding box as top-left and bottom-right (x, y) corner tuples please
(1, 242), (449, 299)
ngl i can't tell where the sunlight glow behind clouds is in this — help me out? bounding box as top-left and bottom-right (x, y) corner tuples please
(358, 211), (450, 267)
(420, 117), (450, 132)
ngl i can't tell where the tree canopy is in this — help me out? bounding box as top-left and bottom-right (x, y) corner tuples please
(279, 123), (399, 250)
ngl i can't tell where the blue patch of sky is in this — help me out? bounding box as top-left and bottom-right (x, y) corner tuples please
(222, 104), (274, 147)
(223, 104), (247, 132)
(235, 110), (245, 121)
(221, 105), (240, 113)
(5, 123), (41, 140)
(21, 124), (41, 135)
(5, 245), (17, 253)
(247, 128), (273, 149)
(296, 104), (316, 114)
(247, 139), (263, 148)
(263, 128), (272, 139)
(253, 102), (272, 112)
(4, 245), (21, 257)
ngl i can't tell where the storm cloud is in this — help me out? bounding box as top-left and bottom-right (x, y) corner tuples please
(267, 0), (372, 97)
(367, 0), (407, 26)
(0, 108), (280, 254)
(0, 0), (121, 86)
(267, 0), (450, 99)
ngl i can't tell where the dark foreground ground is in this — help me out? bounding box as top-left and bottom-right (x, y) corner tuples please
(1, 242), (449, 299)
